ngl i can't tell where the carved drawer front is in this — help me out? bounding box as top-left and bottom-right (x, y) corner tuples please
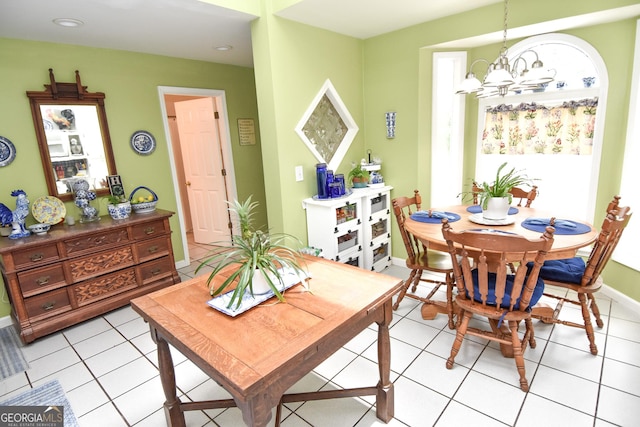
(138, 256), (173, 285)
(13, 244), (60, 270)
(18, 264), (67, 297)
(69, 246), (135, 282)
(135, 237), (169, 263)
(131, 220), (168, 240)
(64, 229), (130, 255)
(72, 268), (138, 307)
(25, 288), (71, 320)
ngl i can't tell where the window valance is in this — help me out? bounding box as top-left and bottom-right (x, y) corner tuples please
(481, 98), (598, 156)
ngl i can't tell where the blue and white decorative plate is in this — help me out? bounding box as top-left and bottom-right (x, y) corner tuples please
(130, 130), (156, 155)
(42, 119), (55, 130)
(0, 136), (16, 167)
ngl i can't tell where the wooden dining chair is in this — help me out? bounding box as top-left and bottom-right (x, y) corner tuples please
(471, 181), (537, 207)
(392, 190), (456, 329)
(441, 219), (555, 392)
(510, 186), (538, 207)
(531, 200), (632, 355)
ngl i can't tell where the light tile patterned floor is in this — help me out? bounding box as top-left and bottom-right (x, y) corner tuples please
(1, 234), (639, 426)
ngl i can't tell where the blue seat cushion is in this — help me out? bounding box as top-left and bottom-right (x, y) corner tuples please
(534, 257), (586, 284)
(468, 269), (545, 310)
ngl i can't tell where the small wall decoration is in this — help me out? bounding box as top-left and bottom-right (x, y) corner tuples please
(295, 79), (359, 171)
(385, 112), (396, 139)
(0, 136), (17, 167)
(237, 119), (256, 146)
(130, 130), (156, 155)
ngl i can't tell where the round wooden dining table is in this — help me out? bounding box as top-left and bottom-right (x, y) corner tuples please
(404, 204), (598, 261)
(404, 204), (599, 343)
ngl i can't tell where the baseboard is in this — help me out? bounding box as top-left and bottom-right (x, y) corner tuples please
(0, 315), (13, 328)
(391, 256), (405, 267)
(601, 283), (640, 311)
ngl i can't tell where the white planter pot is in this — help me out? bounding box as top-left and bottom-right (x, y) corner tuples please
(482, 197), (510, 220)
(250, 269), (283, 295)
(107, 201), (132, 220)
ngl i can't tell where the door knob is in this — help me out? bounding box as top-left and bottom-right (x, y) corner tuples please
(186, 181), (191, 186)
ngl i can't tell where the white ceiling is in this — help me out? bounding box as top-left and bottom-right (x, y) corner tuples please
(2, 1), (637, 68)
(0, 0), (502, 67)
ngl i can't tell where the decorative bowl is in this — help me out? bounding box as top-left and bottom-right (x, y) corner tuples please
(28, 223), (51, 236)
(129, 186), (158, 214)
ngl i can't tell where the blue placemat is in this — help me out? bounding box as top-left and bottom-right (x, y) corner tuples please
(521, 217), (591, 235)
(466, 205), (519, 215)
(410, 210), (461, 223)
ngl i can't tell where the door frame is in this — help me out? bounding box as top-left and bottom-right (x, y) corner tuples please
(158, 86), (237, 268)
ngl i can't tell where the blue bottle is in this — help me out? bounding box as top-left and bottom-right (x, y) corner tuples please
(325, 170), (334, 198)
(316, 163), (328, 199)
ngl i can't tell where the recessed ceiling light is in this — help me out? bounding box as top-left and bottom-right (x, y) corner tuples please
(53, 18), (84, 28)
(215, 45), (233, 51)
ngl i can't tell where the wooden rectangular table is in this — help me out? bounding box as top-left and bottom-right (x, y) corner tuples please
(131, 255), (403, 427)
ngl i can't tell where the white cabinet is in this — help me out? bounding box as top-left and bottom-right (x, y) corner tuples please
(303, 186), (392, 271)
(361, 189), (393, 272)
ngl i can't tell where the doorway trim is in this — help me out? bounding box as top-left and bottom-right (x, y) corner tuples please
(158, 86), (237, 268)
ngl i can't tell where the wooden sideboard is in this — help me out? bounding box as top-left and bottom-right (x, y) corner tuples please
(0, 209), (181, 344)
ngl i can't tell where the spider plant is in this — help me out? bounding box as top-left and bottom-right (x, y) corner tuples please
(195, 196), (307, 309)
(476, 162), (534, 209)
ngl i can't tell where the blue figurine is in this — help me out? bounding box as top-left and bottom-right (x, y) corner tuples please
(0, 189), (31, 239)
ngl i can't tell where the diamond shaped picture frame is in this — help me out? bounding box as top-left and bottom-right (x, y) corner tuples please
(295, 79), (359, 171)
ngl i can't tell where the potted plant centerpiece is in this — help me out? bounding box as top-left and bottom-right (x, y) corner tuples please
(348, 163), (370, 188)
(196, 196), (307, 309)
(106, 195), (132, 220)
(475, 162), (534, 220)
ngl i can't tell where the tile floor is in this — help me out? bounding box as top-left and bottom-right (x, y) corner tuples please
(1, 234), (640, 426)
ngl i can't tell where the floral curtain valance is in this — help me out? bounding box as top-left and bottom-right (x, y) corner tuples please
(481, 98), (598, 156)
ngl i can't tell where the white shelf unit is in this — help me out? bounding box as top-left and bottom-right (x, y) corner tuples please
(361, 188), (393, 272)
(303, 185), (392, 271)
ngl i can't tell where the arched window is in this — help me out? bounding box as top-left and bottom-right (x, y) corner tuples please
(474, 34), (607, 222)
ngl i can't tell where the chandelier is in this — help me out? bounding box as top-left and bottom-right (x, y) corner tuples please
(456, 0), (554, 97)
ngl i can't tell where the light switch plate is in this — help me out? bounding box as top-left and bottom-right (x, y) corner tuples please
(295, 165), (304, 181)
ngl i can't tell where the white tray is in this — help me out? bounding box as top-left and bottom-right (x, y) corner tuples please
(468, 213), (516, 226)
(207, 269), (310, 317)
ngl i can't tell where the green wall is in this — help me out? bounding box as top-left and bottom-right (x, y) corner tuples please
(361, 1), (640, 301)
(0, 38), (265, 318)
(251, 11), (366, 241)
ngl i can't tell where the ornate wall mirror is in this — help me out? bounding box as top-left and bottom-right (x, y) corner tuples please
(27, 69), (117, 202)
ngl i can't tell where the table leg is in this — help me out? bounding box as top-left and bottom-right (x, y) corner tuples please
(375, 300), (394, 422)
(237, 394), (272, 427)
(151, 327), (186, 427)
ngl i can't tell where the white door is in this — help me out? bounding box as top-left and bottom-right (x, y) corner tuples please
(175, 98), (230, 244)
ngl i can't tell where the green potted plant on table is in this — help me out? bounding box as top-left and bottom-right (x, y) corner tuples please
(196, 196), (307, 309)
(106, 195), (132, 220)
(475, 162), (534, 220)
(348, 164), (370, 188)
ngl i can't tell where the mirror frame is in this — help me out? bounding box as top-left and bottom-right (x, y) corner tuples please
(27, 69), (118, 202)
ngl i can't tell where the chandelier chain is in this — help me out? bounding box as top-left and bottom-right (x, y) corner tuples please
(502, 0), (509, 54)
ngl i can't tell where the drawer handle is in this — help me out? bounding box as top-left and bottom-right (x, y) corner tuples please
(30, 253), (44, 262)
(42, 301), (56, 311)
(36, 276), (50, 286)
(151, 268), (162, 276)
(144, 227), (156, 235)
(147, 245), (159, 253)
